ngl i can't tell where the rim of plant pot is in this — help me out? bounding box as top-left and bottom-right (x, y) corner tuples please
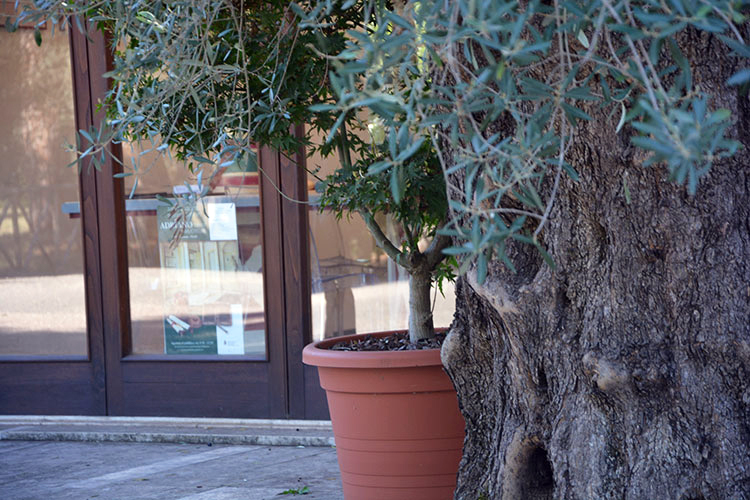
(302, 330), (445, 369)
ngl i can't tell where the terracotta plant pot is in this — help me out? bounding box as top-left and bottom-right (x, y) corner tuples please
(302, 332), (465, 500)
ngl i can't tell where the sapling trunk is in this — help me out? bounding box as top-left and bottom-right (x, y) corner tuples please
(408, 270), (434, 343)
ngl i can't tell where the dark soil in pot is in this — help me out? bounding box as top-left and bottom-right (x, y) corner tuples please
(327, 331), (447, 351)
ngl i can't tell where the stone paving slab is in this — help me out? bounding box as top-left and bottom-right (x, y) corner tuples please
(0, 440), (343, 500)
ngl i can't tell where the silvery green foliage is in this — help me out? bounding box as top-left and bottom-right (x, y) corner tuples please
(15, 1), (359, 190)
(14, 0), (750, 283)
(15, 0), (454, 293)
(14, 0), (369, 232)
(300, 0), (748, 282)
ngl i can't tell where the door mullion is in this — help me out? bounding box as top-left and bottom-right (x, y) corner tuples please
(80, 26), (131, 416)
(279, 125), (312, 420)
(69, 25), (107, 414)
(259, 146), (290, 418)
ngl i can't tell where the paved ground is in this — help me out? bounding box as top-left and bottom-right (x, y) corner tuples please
(0, 440), (343, 500)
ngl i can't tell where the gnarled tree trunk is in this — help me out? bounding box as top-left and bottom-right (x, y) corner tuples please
(442, 32), (750, 499)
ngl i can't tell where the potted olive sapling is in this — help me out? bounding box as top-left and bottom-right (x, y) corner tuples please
(293, 7), (465, 499)
(302, 117), (464, 500)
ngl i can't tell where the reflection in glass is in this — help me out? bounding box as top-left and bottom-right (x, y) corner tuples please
(124, 146), (266, 357)
(307, 132), (455, 341)
(0, 27), (87, 356)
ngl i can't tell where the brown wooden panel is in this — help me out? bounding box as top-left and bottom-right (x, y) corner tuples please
(118, 382), (270, 418)
(0, 363), (103, 415)
(303, 364), (330, 420)
(0, 383), (102, 415)
(120, 362), (269, 384)
(115, 361), (272, 417)
(0, 362), (93, 384)
(0, 356), (87, 363)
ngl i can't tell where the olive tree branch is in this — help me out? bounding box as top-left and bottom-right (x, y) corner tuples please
(359, 210), (409, 269)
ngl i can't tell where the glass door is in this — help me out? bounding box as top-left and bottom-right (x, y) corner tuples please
(103, 141), (290, 417)
(0, 17), (323, 419)
(0, 19), (106, 414)
(58, 25), (306, 420)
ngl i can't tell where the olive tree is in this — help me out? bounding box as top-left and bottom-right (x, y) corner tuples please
(311, 0), (750, 498)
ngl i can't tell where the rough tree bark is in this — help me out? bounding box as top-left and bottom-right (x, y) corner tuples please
(441, 30), (750, 499)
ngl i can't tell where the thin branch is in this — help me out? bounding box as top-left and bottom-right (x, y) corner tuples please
(601, 0), (661, 110)
(359, 210), (409, 269)
(701, 0), (744, 43)
(534, 119), (566, 238)
(623, 0), (668, 98)
(577, 6), (608, 68)
(424, 230), (452, 270)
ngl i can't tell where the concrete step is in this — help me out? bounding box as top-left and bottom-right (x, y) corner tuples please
(0, 416), (334, 447)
